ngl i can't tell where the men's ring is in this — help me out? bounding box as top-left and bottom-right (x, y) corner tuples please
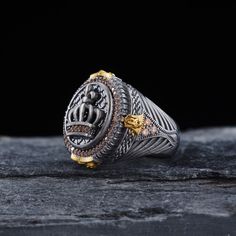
(63, 70), (180, 168)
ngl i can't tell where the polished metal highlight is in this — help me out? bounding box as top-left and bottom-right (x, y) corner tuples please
(64, 70), (180, 168)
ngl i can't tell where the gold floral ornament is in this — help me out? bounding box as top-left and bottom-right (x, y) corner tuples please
(71, 154), (97, 169)
(89, 70), (113, 80)
(123, 114), (145, 135)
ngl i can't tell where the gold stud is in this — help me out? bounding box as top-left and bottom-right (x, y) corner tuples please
(89, 70), (113, 80)
(86, 162), (97, 169)
(77, 156), (94, 164)
(71, 154), (97, 169)
(123, 114), (145, 135)
(71, 153), (80, 162)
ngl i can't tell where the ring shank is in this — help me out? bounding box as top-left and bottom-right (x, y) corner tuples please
(114, 83), (180, 159)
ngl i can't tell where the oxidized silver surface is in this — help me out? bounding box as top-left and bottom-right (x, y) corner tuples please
(63, 71), (180, 168)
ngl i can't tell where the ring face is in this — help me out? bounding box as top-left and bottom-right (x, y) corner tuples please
(64, 71), (131, 167)
(66, 82), (113, 149)
(64, 70), (180, 168)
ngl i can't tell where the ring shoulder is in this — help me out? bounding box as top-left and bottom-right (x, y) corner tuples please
(115, 82), (180, 159)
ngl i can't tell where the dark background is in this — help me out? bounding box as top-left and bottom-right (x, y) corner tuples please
(0, 3), (235, 136)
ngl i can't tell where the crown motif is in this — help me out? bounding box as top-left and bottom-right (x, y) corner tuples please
(66, 84), (105, 139)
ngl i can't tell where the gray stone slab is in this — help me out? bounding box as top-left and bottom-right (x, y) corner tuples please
(0, 128), (236, 235)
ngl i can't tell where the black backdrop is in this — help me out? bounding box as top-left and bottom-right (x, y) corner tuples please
(0, 3), (235, 136)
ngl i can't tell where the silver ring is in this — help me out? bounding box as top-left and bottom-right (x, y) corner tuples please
(63, 70), (180, 168)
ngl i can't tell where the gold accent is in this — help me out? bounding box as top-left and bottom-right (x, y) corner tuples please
(71, 153), (80, 162)
(123, 114), (145, 135)
(86, 162), (97, 169)
(71, 154), (97, 169)
(89, 70), (113, 80)
(77, 156), (94, 164)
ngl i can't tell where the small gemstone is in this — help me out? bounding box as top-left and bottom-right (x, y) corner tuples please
(142, 129), (149, 136)
(151, 126), (158, 134)
(145, 118), (151, 126)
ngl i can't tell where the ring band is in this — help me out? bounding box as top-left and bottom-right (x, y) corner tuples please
(63, 70), (180, 168)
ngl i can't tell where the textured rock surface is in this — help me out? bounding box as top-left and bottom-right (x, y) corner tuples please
(0, 127), (236, 235)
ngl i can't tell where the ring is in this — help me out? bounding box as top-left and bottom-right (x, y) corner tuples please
(63, 70), (180, 168)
